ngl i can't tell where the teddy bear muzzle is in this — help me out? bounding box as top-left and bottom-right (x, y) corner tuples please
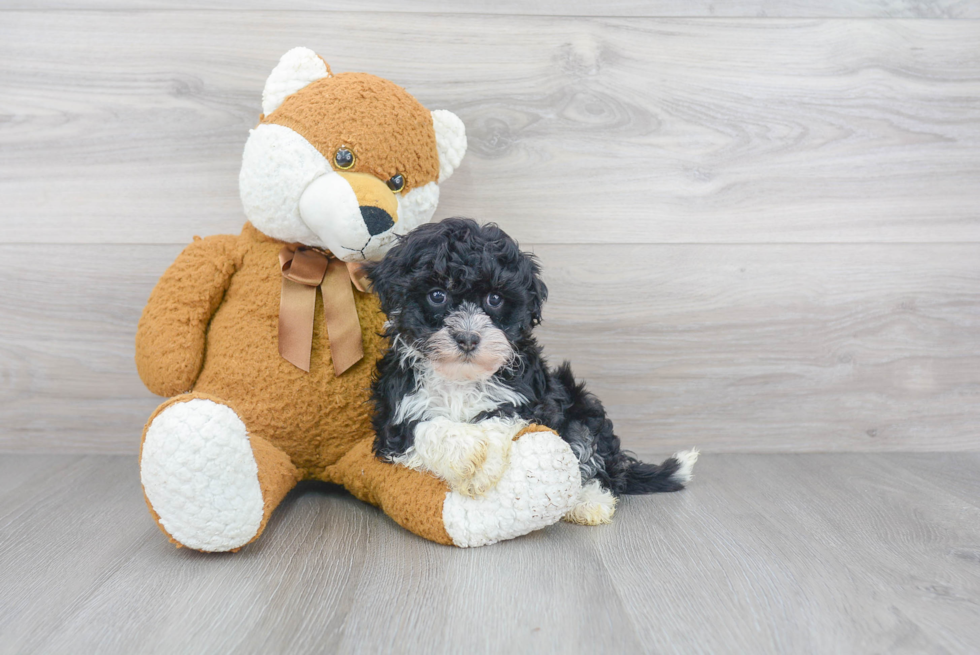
(298, 170), (400, 261)
(338, 171), (398, 235)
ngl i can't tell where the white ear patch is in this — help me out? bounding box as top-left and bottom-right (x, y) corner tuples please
(262, 47), (331, 116)
(431, 109), (467, 183)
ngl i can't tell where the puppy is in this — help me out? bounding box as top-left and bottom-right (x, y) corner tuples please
(366, 218), (697, 525)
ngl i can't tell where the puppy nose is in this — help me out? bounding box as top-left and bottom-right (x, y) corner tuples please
(360, 206), (395, 236)
(453, 331), (481, 353)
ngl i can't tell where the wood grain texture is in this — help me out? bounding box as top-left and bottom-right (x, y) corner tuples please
(1, 1), (976, 17)
(2, 12), (980, 245)
(1, 242), (978, 454)
(1, 453), (978, 654)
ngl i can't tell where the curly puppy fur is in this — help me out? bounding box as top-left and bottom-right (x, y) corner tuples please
(366, 218), (696, 502)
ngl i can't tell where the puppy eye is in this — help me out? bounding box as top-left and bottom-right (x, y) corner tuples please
(485, 292), (504, 309)
(428, 289), (448, 306)
(386, 174), (405, 193)
(334, 147), (355, 170)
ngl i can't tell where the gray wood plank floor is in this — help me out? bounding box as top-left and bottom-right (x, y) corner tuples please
(2, 453), (978, 654)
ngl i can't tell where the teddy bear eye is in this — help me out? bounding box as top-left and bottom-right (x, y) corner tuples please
(334, 147), (355, 170)
(386, 174), (405, 193)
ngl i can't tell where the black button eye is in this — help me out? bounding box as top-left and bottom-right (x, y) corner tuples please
(428, 289), (448, 306)
(486, 292), (503, 309)
(334, 147), (355, 170)
(386, 174), (405, 193)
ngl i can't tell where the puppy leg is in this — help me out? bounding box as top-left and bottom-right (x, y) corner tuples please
(563, 479), (618, 526)
(395, 416), (520, 497)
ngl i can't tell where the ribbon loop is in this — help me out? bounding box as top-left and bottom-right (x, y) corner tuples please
(278, 246), (364, 376)
(280, 247), (329, 286)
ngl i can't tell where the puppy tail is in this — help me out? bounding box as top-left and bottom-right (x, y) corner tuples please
(619, 448), (699, 494)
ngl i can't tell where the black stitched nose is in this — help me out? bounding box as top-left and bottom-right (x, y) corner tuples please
(360, 206), (395, 236)
(453, 331), (481, 353)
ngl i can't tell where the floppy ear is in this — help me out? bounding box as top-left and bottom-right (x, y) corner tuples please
(262, 47), (331, 115)
(362, 254), (402, 317)
(526, 256), (548, 326)
(431, 110), (467, 183)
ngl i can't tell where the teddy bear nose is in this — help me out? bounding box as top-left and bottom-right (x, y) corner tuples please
(360, 206), (395, 236)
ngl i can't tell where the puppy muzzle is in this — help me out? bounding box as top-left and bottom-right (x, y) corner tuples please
(426, 304), (514, 381)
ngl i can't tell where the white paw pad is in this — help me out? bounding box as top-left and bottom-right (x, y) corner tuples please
(442, 430), (581, 548)
(140, 399), (264, 552)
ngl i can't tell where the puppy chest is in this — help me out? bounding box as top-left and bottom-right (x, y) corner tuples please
(393, 372), (526, 425)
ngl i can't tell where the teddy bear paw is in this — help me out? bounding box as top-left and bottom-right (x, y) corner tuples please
(441, 428), (582, 548)
(141, 399), (265, 552)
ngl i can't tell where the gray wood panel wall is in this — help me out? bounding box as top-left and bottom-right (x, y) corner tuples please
(1, 3), (979, 454)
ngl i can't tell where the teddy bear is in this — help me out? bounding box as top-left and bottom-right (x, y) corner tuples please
(135, 47), (582, 551)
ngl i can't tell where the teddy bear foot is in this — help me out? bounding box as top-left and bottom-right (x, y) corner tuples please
(441, 428), (581, 548)
(140, 396), (298, 552)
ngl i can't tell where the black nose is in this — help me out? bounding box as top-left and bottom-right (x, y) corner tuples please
(360, 206), (395, 236)
(453, 331), (481, 353)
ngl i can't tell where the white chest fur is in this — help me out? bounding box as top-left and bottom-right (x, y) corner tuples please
(392, 364), (527, 425)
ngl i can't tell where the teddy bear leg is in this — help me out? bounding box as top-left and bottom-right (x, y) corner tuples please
(140, 393), (300, 552)
(328, 426), (581, 548)
(326, 439), (457, 545)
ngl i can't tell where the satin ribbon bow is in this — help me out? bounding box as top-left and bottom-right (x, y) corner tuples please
(278, 245), (369, 376)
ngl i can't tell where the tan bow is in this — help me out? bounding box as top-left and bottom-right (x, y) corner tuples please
(278, 245), (368, 376)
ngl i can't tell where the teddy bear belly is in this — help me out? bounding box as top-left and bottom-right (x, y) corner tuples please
(190, 275), (387, 478)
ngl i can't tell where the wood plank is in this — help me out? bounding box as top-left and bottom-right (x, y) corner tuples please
(2, 13), (980, 245)
(1, 242), (978, 454)
(601, 453), (980, 653)
(0, 454), (51, 500)
(535, 243), (980, 453)
(1, 1), (976, 18)
(1, 454), (978, 653)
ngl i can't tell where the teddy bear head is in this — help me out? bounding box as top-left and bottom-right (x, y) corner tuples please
(239, 47), (466, 262)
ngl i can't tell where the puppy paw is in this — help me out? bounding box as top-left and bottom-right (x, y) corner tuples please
(563, 479), (617, 526)
(397, 417), (522, 497)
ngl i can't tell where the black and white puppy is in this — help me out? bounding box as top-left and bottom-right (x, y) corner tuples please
(366, 218), (697, 524)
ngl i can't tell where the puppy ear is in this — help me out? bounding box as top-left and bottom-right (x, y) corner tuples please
(362, 253), (402, 316)
(262, 47), (331, 115)
(527, 257), (549, 326)
(431, 110), (467, 183)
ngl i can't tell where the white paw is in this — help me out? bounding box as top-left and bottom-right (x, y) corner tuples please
(397, 417), (518, 497)
(442, 429), (582, 548)
(563, 479), (617, 526)
(140, 399), (264, 552)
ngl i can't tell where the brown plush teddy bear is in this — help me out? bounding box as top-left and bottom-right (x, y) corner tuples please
(136, 48), (582, 551)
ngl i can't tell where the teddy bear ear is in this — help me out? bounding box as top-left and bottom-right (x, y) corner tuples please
(431, 110), (467, 183)
(261, 47), (332, 116)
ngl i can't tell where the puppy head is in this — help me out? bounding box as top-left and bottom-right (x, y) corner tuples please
(367, 218), (548, 381)
(239, 47), (467, 262)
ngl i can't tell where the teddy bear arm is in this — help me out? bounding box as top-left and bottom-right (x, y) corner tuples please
(135, 235), (239, 397)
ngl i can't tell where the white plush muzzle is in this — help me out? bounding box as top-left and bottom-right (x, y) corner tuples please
(240, 123), (441, 262)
